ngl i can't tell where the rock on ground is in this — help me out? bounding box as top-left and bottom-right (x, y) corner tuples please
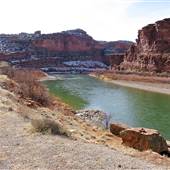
(110, 122), (129, 136)
(0, 111), (166, 170)
(120, 128), (168, 153)
(76, 109), (107, 128)
(0, 77), (169, 169)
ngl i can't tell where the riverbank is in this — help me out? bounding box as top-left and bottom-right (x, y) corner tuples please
(90, 72), (170, 95)
(44, 73), (170, 139)
(1, 69), (170, 168)
(39, 74), (57, 81)
(1, 108), (165, 170)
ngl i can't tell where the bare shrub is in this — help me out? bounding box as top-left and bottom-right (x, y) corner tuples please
(31, 118), (68, 136)
(3, 67), (53, 107)
(20, 80), (51, 106)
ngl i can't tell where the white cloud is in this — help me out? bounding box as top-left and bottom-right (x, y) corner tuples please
(0, 0), (169, 41)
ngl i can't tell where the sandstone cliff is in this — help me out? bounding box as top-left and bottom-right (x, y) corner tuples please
(0, 29), (132, 70)
(121, 18), (170, 73)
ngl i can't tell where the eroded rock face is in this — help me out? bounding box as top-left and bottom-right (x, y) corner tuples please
(121, 18), (170, 73)
(32, 29), (98, 52)
(0, 29), (132, 69)
(120, 128), (168, 153)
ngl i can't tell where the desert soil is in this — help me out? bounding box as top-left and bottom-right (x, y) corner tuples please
(0, 75), (170, 170)
(0, 110), (167, 170)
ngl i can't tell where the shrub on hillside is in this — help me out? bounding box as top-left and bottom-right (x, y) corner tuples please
(3, 67), (53, 107)
(31, 118), (68, 135)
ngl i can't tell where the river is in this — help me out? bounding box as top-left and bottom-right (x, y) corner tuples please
(44, 74), (170, 139)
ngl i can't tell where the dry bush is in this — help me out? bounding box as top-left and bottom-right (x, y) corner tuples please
(31, 118), (69, 136)
(3, 67), (53, 107)
(19, 81), (52, 106)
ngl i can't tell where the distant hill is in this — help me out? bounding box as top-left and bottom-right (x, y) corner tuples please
(0, 29), (133, 71)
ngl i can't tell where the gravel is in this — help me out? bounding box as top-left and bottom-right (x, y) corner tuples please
(0, 111), (167, 170)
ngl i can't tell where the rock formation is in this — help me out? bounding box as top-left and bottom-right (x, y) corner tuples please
(120, 128), (168, 153)
(0, 29), (132, 71)
(32, 29), (100, 52)
(121, 18), (170, 73)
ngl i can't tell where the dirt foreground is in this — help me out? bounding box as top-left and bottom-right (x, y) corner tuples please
(0, 74), (170, 169)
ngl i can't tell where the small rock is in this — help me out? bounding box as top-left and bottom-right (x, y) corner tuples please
(118, 164), (122, 168)
(110, 122), (129, 136)
(8, 107), (13, 111)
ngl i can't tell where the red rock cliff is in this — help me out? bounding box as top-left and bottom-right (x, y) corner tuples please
(121, 18), (170, 73)
(0, 29), (132, 68)
(32, 29), (103, 52)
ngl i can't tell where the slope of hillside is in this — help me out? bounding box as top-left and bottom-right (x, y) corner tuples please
(0, 73), (170, 169)
(0, 109), (164, 170)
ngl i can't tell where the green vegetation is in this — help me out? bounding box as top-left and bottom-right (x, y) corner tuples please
(44, 80), (88, 109)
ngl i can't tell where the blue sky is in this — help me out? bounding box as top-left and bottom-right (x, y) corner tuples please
(125, 0), (170, 40)
(0, 0), (169, 41)
(128, 1), (170, 20)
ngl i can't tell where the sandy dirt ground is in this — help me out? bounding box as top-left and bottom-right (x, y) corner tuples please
(0, 75), (170, 170)
(0, 110), (167, 170)
(107, 80), (170, 95)
(90, 73), (170, 95)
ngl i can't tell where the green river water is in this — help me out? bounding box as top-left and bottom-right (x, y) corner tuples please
(44, 74), (170, 139)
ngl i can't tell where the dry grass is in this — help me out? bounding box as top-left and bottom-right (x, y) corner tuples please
(3, 67), (53, 107)
(31, 118), (68, 136)
(2, 67), (75, 115)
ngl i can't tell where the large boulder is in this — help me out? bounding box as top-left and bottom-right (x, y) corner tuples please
(110, 123), (129, 136)
(120, 128), (168, 153)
